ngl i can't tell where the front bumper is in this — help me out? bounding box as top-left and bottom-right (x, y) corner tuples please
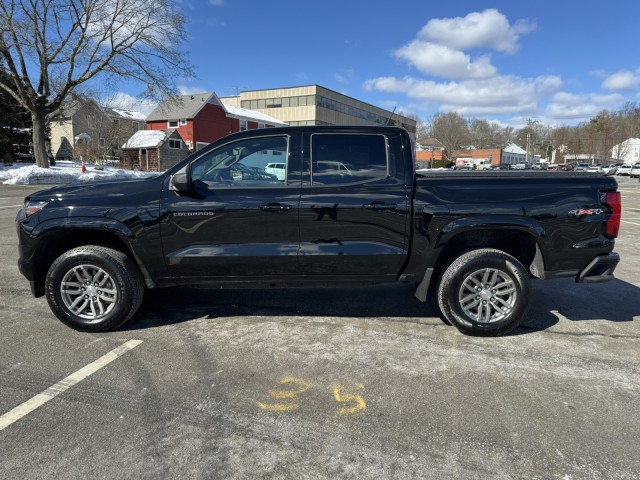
(576, 253), (620, 283)
(16, 220), (44, 297)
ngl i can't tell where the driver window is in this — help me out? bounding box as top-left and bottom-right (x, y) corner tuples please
(191, 135), (288, 187)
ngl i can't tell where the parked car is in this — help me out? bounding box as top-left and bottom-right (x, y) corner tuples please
(600, 164), (617, 175)
(574, 163), (590, 172)
(547, 164), (573, 171)
(616, 164), (632, 176)
(264, 162), (286, 180)
(490, 164), (511, 170)
(231, 164), (278, 182)
(586, 164), (603, 173)
(630, 163), (640, 178)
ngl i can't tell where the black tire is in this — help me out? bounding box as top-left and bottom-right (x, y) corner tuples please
(45, 246), (144, 331)
(437, 249), (532, 336)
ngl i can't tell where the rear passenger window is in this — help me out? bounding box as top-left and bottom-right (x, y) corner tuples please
(310, 134), (387, 185)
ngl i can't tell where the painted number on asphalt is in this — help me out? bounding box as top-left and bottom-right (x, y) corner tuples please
(256, 377), (366, 416)
(255, 376), (312, 412)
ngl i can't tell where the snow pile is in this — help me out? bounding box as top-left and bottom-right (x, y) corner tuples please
(110, 109), (147, 121)
(0, 161), (160, 185)
(122, 130), (168, 149)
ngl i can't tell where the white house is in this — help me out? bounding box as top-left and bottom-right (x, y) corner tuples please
(611, 138), (640, 164)
(501, 143), (527, 165)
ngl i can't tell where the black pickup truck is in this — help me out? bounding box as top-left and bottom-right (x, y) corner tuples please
(16, 126), (621, 335)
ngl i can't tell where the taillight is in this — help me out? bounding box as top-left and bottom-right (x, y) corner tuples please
(602, 191), (621, 238)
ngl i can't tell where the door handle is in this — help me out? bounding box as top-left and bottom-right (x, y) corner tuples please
(364, 202), (397, 210)
(260, 203), (293, 212)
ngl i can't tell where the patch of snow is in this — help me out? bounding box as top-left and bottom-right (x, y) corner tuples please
(122, 130), (168, 149)
(0, 160), (160, 185)
(223, 105), (287, 125)
(111, 108), (147, 121)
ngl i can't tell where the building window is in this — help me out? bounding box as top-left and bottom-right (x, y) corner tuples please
(258, 123), (265, 129)
(168, 120), (179, 128)
(169, 139), (182, 149)
(240, 120), (247, 131)
(180, 119), (187, 126)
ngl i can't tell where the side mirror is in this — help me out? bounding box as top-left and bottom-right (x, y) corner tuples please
(170, 165), (190, 192)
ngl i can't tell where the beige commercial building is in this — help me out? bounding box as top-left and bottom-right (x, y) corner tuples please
(220, 85), (416, 140)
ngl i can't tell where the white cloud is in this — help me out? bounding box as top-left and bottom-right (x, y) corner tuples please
(106, 92), (157, 116)
(334, 68), (355, 84)
(393, 9), (536, 81)
(178, 85), (210, 95)
(602, 70), (640, 91)
(417, 8), (536, 54)
(546, 91), (625, 119)
(364, 74), (562, 116)
(209, 0), (224, 6)
(394, 41), (496, 79)
(365, 9), (634, 124)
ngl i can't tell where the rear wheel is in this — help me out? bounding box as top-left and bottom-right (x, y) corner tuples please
(45, 246), (144, 331)
(437, 249), (532, 336)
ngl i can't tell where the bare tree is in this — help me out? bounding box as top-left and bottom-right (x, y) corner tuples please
(431, 112), (469, 161)
(468, 119), (511, 149)
(0, 0), (193, 167)
(406, 114), (432, 146)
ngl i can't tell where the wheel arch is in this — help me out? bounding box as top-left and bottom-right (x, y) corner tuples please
(434, 227), (543, 281)
(32, 226), (141, 297)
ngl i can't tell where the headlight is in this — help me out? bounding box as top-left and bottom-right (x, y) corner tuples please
(17, 200), (49, 221)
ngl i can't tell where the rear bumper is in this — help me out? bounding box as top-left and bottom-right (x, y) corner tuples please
(576, 253), (619, 283)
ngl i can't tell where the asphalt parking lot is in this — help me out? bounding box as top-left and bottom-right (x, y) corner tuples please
(1, 177), (639, 479)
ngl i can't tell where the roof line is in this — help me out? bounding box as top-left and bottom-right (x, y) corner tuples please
(221, 84), (415, 122)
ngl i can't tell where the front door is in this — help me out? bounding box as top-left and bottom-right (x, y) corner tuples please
(160, 132), (302, 282)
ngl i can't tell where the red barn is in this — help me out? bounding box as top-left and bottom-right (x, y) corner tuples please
(145, 92), (285, 152)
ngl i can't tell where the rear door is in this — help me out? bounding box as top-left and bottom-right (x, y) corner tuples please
(160, 132), (302, 282)
(297, 130), (410, 278)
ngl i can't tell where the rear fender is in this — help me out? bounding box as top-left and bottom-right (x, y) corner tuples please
(438, 216), (545, 245)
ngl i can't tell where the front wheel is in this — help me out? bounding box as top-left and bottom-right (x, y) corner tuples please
(45, 246), (144, 331)
(437, 249), (532, 336)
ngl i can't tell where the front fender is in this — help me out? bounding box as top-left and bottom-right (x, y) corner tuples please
(20, 217), (140, 298)
(31, 216), (135, 239)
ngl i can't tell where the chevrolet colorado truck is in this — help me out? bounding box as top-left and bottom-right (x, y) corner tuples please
(16, 126), (621, 336)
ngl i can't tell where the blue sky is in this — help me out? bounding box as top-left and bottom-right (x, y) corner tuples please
(115, 0), (640, 128)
